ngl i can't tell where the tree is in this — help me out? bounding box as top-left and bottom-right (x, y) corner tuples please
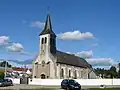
(94, 66), (117, 78)
(117, 63), (120, 78)
(109, 66), (117, 78)
(118, 69), (120, 78)
(0, 72), (4, 79)
(0, 61), (12, 68)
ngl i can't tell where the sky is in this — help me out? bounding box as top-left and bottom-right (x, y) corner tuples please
(0, 0), (120, 68)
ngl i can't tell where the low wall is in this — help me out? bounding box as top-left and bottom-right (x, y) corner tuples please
(29, 79), (120, 86)
(75, 79), (112, 86)
(113, 79), (120, 85)
(29, 79), (63, 85)
(7, 78), (20, 84)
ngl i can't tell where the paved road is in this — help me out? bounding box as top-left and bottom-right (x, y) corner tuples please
(0, 84), (120, 90)
(0, 84), (60, 90)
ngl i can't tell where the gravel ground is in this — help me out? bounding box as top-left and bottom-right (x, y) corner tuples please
(0, 84), (120, 90)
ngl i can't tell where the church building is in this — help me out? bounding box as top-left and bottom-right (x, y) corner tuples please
(32, 14), (93, 79)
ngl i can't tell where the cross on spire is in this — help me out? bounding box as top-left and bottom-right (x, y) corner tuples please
(47, 6), (50, 14)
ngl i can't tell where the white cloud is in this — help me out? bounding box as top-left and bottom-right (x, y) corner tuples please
(0, 36), (32, 56)
(6, 43), (32, 56)
(19, 51), (33, 56)
(30, 21), (45, 29)
(75, 50), (93, 59)
(86, 58), (117, 66)
(66, 50), (93, 59)
(94, 66), (112, 70)
(66, 50), (118, 67)
(7, 43), (24, 52)
(0, 36), (9, 46)
(66, 52), (72, 54)
(58, 30), (94, 40)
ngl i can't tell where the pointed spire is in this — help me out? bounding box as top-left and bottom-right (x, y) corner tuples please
(39, 14), (56, 37)
(44, 14), (52, 31)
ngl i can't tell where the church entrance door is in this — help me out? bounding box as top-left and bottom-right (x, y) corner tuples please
(41, 74), (46, 79)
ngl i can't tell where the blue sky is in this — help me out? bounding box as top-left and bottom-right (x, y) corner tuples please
(0, 0), (120, 68)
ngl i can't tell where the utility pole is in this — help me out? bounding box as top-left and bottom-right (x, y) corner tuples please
(23, 64), (26, 78)
(4, 61), (7, 79)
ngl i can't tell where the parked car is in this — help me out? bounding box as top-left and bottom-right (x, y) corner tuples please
(0, 79), (13, 87)
(61, 79), (81, 90)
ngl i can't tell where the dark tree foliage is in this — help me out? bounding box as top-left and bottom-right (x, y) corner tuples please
(109, 66), (117, 78)
(117, 63), (120, 78)
(0, 61), (12, 68)
(118, 69), (120, 78)
(0, 72), (4, 79)
(94, 66), (117, 78)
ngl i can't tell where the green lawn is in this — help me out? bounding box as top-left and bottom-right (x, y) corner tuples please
(88, 88), (120, 90)
(3, 88), (120, 90)
(19, 88), (120, 90)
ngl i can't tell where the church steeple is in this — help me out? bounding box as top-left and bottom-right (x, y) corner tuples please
(40, 14), (56, 37)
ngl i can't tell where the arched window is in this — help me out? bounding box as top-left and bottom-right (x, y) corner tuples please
(41, 74), (46, 79)
(35, 62), (38, 65)
(69, 70), (71, 78)
(45, 37), (47, 44)
(74, 70), (77, 79)
(60, 68), (64, 78)
(41, 38), (44, 44)
(42, 60), (45, 67)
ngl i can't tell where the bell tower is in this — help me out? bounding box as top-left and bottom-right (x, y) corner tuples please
(39, 14), (56, 63)
(32, 14), (57, 79)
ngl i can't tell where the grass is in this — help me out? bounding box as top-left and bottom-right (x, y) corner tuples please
(2, 88), (120, 90)
(19, 88), (120, 90)
(1, 88), (120, 90)
(2, 88), (56, 90)
(88, 88), (120, 90)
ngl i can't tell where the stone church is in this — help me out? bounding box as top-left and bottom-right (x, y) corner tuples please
(32, 14), (94, 79)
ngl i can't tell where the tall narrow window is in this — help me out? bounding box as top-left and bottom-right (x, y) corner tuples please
(69, 70), (71, 78)
(50, 38), (55, 46)
(45, 37), (47, 44)
(50, 38), (52, 45)
(41, 38), (44, 44)
(60, 69), (64, 78)
(53, 39), (55, 46)
(81, 71), (83, 78)
(74, 70), (77, 79)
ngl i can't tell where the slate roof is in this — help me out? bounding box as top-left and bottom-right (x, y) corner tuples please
(39, 14), (56, 37)
(56, 51), (92, 68)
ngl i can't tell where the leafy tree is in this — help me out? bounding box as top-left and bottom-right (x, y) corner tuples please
(118, 69), (120, 78)
(109, 66), (117, 78)
(0, 72), (4, 79)
(0, 61), (12, 68)
(94, 66), (117, 78)
(117, 63), (120, 78)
